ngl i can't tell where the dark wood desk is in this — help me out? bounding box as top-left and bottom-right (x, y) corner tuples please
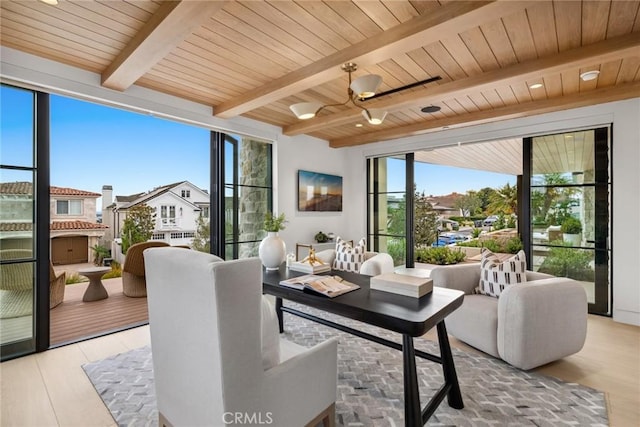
(262, 265), (465, 426)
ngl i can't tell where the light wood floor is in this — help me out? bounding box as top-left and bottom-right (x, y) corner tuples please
(1, 315), (638, 426)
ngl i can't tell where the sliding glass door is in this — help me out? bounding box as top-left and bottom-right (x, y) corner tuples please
(1, 85), (49, 360)
(526, 128), (611, 315)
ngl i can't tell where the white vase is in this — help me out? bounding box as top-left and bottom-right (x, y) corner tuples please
(259, 232), (286, 270)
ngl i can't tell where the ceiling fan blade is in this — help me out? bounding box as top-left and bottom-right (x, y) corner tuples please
(363, 75), (442, 101)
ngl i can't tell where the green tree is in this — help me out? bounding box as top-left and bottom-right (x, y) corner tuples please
(454, 190), (481, 218)
(414, 191), (438, 247)
(192, 215), (210, 253)
(476, 187), (496, 213)
(531, 173), (575, 225)
(121, 204), (156, 254)
(386, 195), (406, 236)
(488, 183), (517, 215)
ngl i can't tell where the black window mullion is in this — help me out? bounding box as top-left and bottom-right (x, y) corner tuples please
(406, 153), (415, 268)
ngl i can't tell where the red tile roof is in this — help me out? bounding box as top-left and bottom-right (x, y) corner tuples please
(0, 222), (33, 232)
(0, 182), (100, 197)
(0, 182), (32, 195)
(50, 186), (100, 197)
(50, 221), (108, 230)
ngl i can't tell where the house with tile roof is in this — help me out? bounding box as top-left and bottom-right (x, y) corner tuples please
(102, 181), (210, 260)
(0, 182), (107, 264)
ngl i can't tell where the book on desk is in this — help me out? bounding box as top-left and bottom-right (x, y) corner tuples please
(288, 260), (331, 274)
(279, 274), (359, 297)
(370, 272), (433, 298)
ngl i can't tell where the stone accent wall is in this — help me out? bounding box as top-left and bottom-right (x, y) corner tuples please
(238, 138), (269, 259)
(582, 169), (595, 244)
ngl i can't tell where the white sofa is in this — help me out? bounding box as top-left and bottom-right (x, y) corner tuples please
(315, 249), (395, 276)
(144, 248), (338, 427)
(430, 263), (588, 370)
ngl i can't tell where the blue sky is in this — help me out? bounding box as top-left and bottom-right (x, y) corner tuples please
(2, 86), (515, 211)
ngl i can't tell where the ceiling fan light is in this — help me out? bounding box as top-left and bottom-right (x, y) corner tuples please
(289, 102), (322, 120)
(350, 74), (382, 98)
(580, 70), (600, 81)
(362, 109), (387, 125)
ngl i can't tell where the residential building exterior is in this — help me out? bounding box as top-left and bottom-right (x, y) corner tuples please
(0, 182), (107, 264)
(102, 181), (209, 261)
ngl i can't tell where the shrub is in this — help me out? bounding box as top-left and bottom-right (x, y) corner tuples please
(386, 238), (406, 266)
(504, 236), (523, 254)
(415, 247), (466, 265)
(538, 245), (594, 281)
(561, 217), (582, 234)
(65, 273), (85, 284)
(457, 236), (523, 254)
(102, 261), (122, 279)
(471, 228), (482, 238)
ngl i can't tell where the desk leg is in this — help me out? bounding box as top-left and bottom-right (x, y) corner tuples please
(275, 297), (284, 333)
(436, 321), (464, 409)
(402, 334), (422, 426)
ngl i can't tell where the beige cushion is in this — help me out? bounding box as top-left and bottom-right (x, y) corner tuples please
(332, 237), (366, 273)
(261, 296), (280, 370)
(477, 248), (527, 297)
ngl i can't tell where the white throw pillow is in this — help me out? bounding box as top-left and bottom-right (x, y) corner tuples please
(476, 248), (527, 298)
(261, 296), (280, 370)
(332, 237), (366, 273)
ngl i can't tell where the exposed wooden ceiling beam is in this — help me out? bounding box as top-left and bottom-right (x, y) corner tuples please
(329, 80), (640, 148)
(213, 0), (535, 119)
(286, 32), (640, 136)
(101, 1), (226, 91)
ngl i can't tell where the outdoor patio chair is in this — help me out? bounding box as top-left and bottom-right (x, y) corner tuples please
(0, 249), (66, 318)
(144, 248), (338, 427)
(49, 261), (65, 308)
(121, 241), (170, 297)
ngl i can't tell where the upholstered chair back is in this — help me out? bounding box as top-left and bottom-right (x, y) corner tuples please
(144, 248), (338, 427)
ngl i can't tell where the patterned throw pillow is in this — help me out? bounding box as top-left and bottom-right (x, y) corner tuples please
(333, 237), (367, 273)
(476, 248), (527, 298)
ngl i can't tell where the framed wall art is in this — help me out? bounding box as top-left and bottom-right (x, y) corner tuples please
(298, 170), (343, 212)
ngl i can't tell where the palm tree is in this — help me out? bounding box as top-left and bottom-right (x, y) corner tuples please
(488, 183), (517, 215)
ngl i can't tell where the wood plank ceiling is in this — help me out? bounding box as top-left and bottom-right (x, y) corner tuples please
(1, 0), (639, 148)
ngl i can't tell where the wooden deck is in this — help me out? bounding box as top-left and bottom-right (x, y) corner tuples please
(50, 278), (149, 346)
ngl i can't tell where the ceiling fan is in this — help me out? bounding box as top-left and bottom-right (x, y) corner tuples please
(289, 63), (442, 125)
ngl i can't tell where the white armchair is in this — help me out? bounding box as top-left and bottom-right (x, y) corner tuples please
(316, 249), (395, 276)
(144, 248), (338, 427)
(430, 263), (587, 370)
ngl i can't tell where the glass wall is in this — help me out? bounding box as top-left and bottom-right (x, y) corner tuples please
(528, 128), (611, 315)
(367, 156), (407, 266)
(224, 134), (272, 260)
(0, 85), (37, 357)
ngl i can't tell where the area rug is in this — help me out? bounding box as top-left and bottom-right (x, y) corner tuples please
(83, 304), (608, 426)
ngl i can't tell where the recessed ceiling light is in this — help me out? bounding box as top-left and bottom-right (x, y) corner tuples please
(529, 83), (543, 89)
(580, 70), (600, 81)
(421, 105), (441, 113)
(39, 0), (58, 4)
(355, 123), (363, 128)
